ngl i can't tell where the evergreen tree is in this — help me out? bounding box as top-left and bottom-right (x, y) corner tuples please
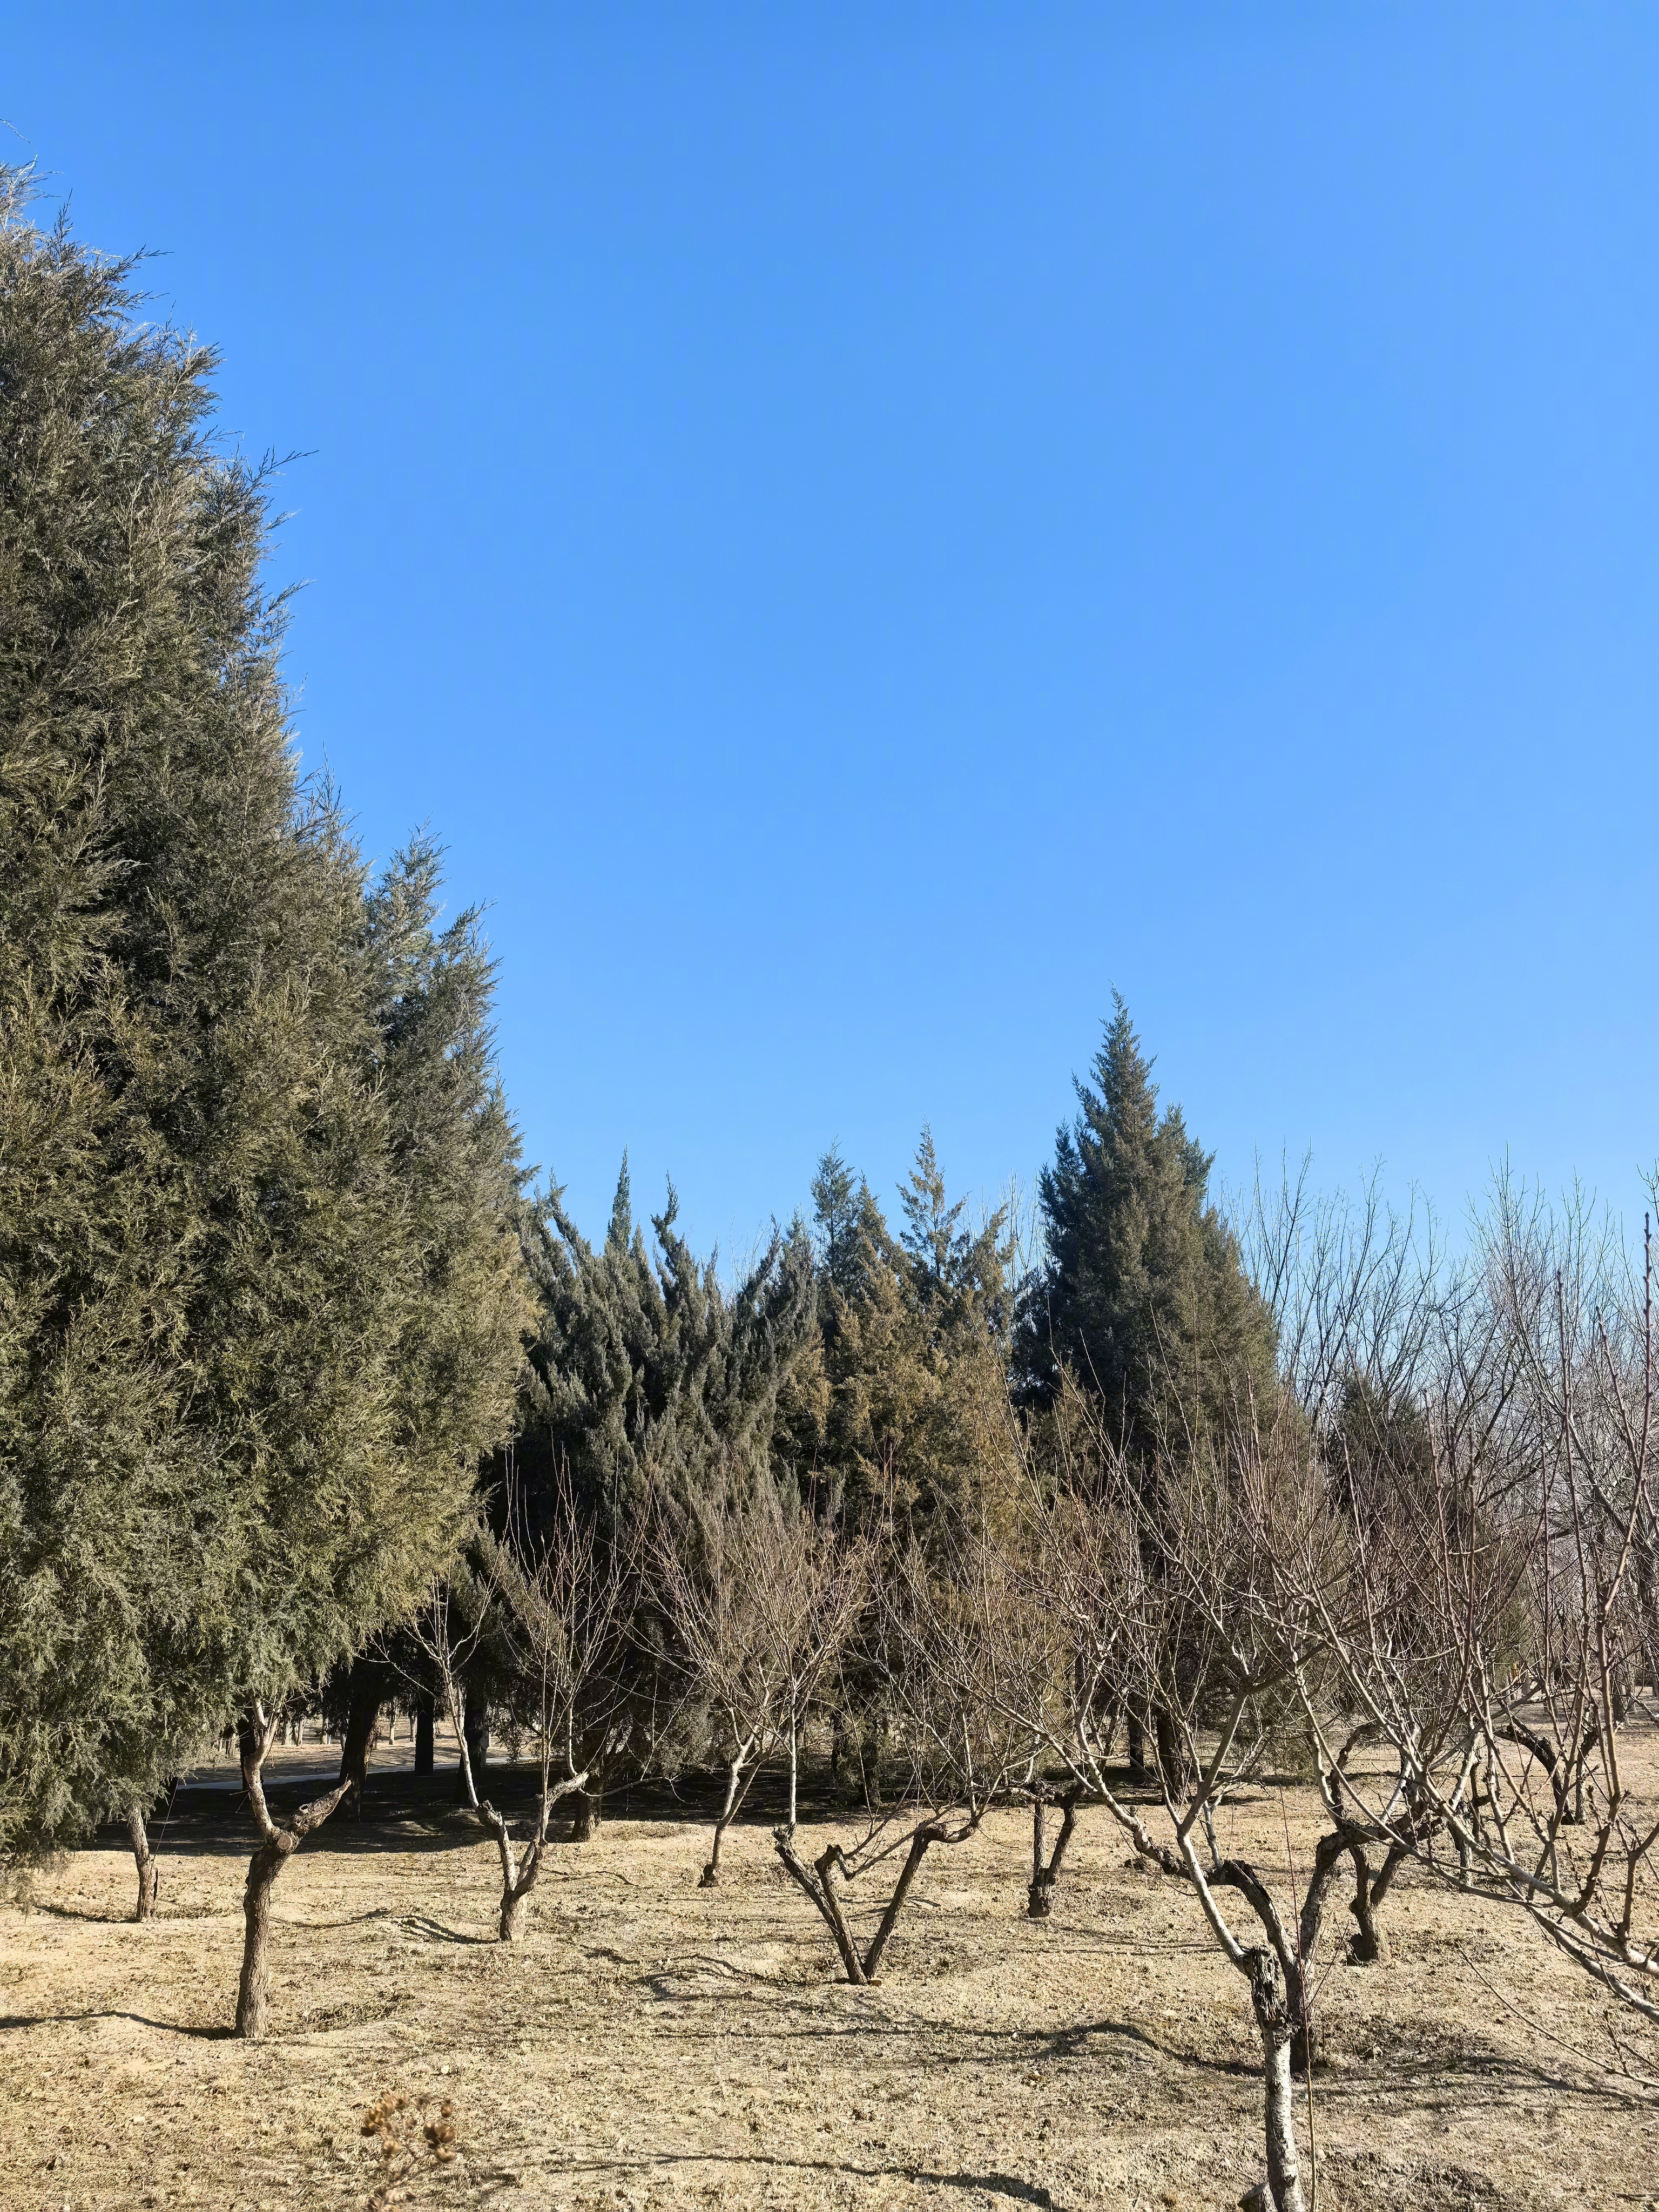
(511, 1166), (818, 1829)
(785, 1135), (1014, 1543)
(1017, 996), (1276, 1454)
(899, 1125), (1014, 1345)
(0, 178), (527, 2013)
(518, 1165), (817, 1527)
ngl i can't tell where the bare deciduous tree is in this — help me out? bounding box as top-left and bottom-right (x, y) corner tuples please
(1278, 1195), (1659, 2033)
(773, 1521), (1043, 1985)
(1006, 1399), (1351, 2212)
(407, 1479), (639, 1940)
(234, 1707), (352, 2041)
(657, 1496), (869, 1884)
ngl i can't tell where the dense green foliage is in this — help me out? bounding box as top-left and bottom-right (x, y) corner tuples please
(0, 167), (1279, 1868)
(0, 174), (526, 1852)
(1016, 996), (1277, 1454)
(515, 1161), (818, 1532)
(778, 1131), (1014, 1541)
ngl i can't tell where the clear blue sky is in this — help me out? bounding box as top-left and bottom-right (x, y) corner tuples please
(11, 5), (1657, 1256)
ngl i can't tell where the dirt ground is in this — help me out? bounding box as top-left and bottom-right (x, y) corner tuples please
(3, 1736), (1656, 2212)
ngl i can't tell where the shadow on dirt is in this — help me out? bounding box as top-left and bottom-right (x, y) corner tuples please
(0, 2007), (232, 2039)
(559, 2150), (1061, 2206)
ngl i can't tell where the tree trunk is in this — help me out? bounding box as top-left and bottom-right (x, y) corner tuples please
(234, 1711), (350, 2042)
(338, 1657), (387, 1816)
(787, 1703), (798, 1833)
(414, 1696), (435, 1775)
(1127, 1705), (1147, 1779)
(861, 1828), (934, 1980)
(1346, 1841), (1385, 1964)
(570, 1784), (600, 1841)
(237, 1833), (285, 2042)
(1028, 1793), (1081, 1919)
(1028, 1796), (1050, 1918)
(126, 1806), (159, 1923)
(457, 1698), (489, 1803)
(480, 1808), (540, 1943)
(1244, 1947), (1307, 2212)
(1153, 1705), (1192, 1796)
(1368, 1842), (1406, 1908)
(702, 1752), (748, 1886)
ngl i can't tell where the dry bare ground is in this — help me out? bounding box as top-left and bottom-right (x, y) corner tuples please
(3, 1738), (1656, 2212)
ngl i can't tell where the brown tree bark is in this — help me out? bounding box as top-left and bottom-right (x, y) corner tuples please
(338, 1657), (388, 1816)
(570, 1783), (600, 1840)
(1027, 1792), (1082, 1919)
(126, 1806), (159, 1922)
(235, 1711), (349, 2041)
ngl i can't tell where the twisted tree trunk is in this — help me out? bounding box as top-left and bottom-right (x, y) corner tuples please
(126, 1806), (159, 1922)
(235, 1711), (349, 2041)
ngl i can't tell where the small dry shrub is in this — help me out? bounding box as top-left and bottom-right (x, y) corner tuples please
(361, 2087), (459, 2207)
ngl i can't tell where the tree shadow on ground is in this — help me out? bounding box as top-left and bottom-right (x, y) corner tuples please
(396, 1913), (496, 1947)
(554, 2150), (1061, 2207)
(0, 2007), (232, 2039)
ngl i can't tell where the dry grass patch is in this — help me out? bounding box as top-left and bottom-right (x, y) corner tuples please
(1, 1777), (1654, 2211)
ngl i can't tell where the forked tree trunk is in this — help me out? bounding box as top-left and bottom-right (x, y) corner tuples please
(1027, 1792), (1082, 1919)
(787, 1704), (798, 1833)
(773, 1822), (946, 1985)
(1346, 1836), (1405, 1964)
(702, 1737), (765, 1886)
(480, 1808), (541, 1942)
(126, 1806), (159, 1922)
(235, 1712), (350, 2041)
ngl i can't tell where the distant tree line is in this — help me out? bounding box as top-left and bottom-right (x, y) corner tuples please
(4, 171), (1656, 2212)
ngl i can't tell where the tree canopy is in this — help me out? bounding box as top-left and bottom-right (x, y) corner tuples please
(1016, 995), (1277, 1456)
(0, 172), (527, 1851)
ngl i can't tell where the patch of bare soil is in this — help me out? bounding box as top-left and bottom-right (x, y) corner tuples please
(2, 1750), (1655, 2211)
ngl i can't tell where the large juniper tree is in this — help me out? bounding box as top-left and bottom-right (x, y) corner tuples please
(0, 173), (528, 2028)
(1017, 996), (1276, 1449)
(1016, 1000), (1277, 1783)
